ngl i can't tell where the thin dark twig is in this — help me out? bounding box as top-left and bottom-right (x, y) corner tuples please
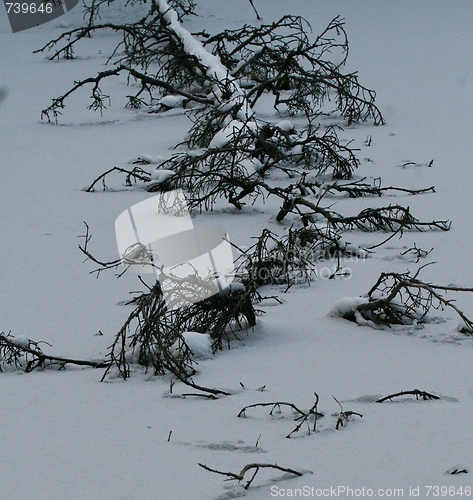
(198, 462), (303, 489)
(376, 389), (440, 403)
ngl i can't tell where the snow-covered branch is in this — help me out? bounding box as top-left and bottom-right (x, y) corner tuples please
(330, 270), (473, 332)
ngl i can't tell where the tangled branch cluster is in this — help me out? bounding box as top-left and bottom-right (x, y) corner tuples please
(201, 15), (383, 124)
(37, 7), (382, 122)
(338, 267), (473, 332)
(101, 277), (258, 383)
(36, 0), (384, 195)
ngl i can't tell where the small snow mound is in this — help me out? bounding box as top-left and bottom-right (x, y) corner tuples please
(227, 282), (246, 293)
(155, 95), (187, 108)
(275, 120), (295, 133)
(221, 282), (246, 295)
(329, 296), (370, 317)
(317, 182), (335, 198)
(343, 241), (368, 259)
(174, 332), (213, 359)
(239, 158), (262, 176)
(457, 322), (473, 335)
(128, 154), (163, 165)
(352, 246), (368, 259)
(150, 169), (175, 184)
(209, 120), (244, 149)
(12, 335), (29, 348)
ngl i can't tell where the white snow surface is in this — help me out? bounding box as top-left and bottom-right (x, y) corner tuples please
(1, 1), (473, 499)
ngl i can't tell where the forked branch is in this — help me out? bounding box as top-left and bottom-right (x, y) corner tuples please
(198, 462), (303, 489)
(333, 396), (363, 429)
(238, 393), (323, 438)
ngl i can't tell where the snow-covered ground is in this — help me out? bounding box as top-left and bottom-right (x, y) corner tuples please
(1, 1), (472, 498)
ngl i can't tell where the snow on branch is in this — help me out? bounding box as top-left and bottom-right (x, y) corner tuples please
(153, 0), (252, 118)
(330, 267), (473, 333)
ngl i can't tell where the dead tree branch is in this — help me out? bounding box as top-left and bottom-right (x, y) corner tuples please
(238, 393), (323, 438)
(282, 201), (451, 232)
(85, 165), (152, 192)
(0, 332), (110, 373)
(333, 396), (362, 429)
(376, 390), (440, 403)
(400, 244), (433, 263)
(198, 462), (303, 489)
(312, 177), (435, 198)
(337, 268), (473, 332)
(248, 0), (261, 20)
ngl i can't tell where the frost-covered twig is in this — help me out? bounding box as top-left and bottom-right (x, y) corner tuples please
(203, 15), (383, 124)
(276, 197), (451, 233)
(98, 271), (258, 383)
(153, 0), (253, 118)
(40, 64), (213, 122)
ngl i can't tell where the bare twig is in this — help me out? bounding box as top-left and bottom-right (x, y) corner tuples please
(376, 390), (440, 403)
(85, 166), (151, 192)
(248, 0), (262, 20)
(198, 462), (303, 489)
(238, 394), (323, 438)
(401, 244), (434, 263)
(333, 396), (363, 429)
